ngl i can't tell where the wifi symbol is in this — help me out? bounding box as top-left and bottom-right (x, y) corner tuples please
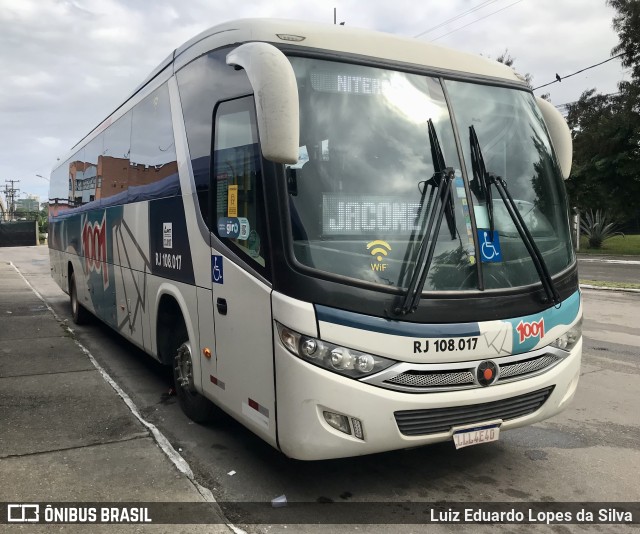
(367, 240), (392, 262)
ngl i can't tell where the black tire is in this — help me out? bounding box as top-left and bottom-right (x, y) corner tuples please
(69, 271), (90, 325)
(172, 322), (215, 424)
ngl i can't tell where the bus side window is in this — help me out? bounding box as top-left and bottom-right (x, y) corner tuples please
(212, 97), (268, 272)
(129, 84), (179, 202)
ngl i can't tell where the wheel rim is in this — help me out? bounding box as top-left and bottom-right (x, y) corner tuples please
(174, 342), (196, 394)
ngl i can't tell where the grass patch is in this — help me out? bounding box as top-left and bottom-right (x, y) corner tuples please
(580, 279), (640, 290)
(578, 234), (640, 255)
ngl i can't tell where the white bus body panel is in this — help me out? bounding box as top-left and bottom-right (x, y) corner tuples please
(196, 285), (217, 395)
(208, 256), (276, 447)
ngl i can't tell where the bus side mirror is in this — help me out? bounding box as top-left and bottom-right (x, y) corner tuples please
(227, 43), (300, 165)
(536, 97), (572, 179)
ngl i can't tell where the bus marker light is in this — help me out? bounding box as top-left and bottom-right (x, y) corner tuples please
(323, 411), (351, 435)
(210, 375), (225, 390)
(203, 348), (212, 359)
(279, 326), (298, 354)
(276, 34), (306, 42)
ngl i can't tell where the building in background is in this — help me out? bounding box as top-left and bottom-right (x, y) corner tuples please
(16, 194), (41, 214)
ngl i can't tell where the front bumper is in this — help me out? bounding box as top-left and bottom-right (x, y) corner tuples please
(275, 338), (581, 460)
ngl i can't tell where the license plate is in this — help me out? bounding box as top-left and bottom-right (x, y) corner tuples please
(453, 422), (501, 449)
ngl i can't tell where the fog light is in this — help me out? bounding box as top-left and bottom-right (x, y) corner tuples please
(351, 418), (364, 440)
(323, 411), (351, 435)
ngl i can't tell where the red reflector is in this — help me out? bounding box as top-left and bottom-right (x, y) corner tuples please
(248, 398), (259, 411)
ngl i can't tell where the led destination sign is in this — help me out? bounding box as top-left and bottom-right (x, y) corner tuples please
(311, 72), (384, 95)
(322, 194), (421, 235)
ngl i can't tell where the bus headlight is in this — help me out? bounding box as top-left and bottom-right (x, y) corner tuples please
(550, 316), (582, 352)
(276, 323), (396, 378)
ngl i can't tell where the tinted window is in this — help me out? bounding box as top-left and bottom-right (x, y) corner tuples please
(81, 134), (103, 204)
(176, 48), (252, 226)
(213, 97), (268, 271)
(285, 57), (477, 291)
(446, 81), (573, 288)
(49, 159), (70, 204)
(129, 83), (179, 201)
(102, 111), (132, 201)
(68, 147), (85, 207)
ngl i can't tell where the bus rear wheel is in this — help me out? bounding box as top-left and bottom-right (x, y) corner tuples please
(69, 271), (89, 325)
(172, 325), (215, 424)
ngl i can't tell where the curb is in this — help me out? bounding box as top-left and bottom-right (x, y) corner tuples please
(579, 284), (640, 294)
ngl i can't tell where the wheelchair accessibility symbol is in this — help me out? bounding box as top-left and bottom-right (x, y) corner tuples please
(478, 230), (502, 263)
(211, 255), (224, 284)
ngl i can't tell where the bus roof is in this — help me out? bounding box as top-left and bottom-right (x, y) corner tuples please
(172, 18), (521, 86)
(131, 19), (523, 98)
(60, 18), (524, 169)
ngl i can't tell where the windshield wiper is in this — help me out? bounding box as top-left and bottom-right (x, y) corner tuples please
(394, 119), (455, 316)
(469, 126), (561, 306)
(469, 126), (494, 234)
(430, 121), (457, 240)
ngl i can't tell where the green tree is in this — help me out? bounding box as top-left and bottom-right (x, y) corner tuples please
(565, 89), (640, 220)
(496, 49), (550, 100)
(37, 208), (48, 234)
(609, 0), (640, 80)
(565, 0), (640, 227)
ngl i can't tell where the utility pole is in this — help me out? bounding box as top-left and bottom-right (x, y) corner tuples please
(4, 180), (20, 220)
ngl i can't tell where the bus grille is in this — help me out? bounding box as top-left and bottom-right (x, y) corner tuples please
(498, 355), (560, 380)
(387, 370), (475, 388)
(383, 353), (561, 391)
(394, 386), (555, 436)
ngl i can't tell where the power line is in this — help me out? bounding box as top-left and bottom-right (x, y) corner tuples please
(414, 0), (502, 38)
(533, 53), (626, 90)
(430, 0), (525, 42)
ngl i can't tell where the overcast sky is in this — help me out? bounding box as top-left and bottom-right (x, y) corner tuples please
(0, 0), (628, 205)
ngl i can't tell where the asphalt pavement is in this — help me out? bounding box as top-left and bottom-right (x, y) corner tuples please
(577, 253), (640, 286)
(0, 247), (637, 532)
(0, 258), (234, 532)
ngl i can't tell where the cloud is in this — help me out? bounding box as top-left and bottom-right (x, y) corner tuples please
(0, 0), (625, 203)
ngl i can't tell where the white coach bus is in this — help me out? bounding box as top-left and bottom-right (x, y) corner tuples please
(49, 19), (582, 460)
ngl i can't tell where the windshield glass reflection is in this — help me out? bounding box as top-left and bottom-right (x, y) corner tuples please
(286, 57), (477, 291)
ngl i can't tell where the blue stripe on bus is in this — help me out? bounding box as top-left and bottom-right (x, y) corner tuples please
(315, 305), (481, 338)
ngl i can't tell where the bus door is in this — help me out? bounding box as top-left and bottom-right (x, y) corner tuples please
(206, 96), (277, 447)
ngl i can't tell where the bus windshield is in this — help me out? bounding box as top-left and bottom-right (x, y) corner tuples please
(286, 57), (573, 292)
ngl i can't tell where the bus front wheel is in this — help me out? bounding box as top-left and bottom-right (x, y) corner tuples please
(172, 325), (215, 424)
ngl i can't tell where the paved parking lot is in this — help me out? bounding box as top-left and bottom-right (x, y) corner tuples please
(1, 246), (638, 533)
